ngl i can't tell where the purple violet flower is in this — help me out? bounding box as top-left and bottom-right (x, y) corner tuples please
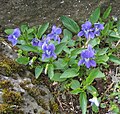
(78, 21), (95, 39)
(94, 23), (104, 36)
(8, 28), (21, 46)
(31, 36), (50, 47)
(47, 25), (62, 43)
(42, 42), (57, 60)
(78, 45), (96, 68)
(31, 38), (42, 47)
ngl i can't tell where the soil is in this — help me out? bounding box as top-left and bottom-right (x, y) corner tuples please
(0, 0), (120, 28)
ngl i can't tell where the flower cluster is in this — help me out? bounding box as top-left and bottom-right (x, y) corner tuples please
(7, 24), (98, 66)
(31, 36), (50, 47)
(31, 25), (61, 60)
(8, 28), (21, 46)
(41, 42), (57, 60)
(78, 45), (96, 68)
(8, 25), (61, 60)
(47, 25), (62, 44)
(77, 21), (104, 39)
(31, 37), (57, 60)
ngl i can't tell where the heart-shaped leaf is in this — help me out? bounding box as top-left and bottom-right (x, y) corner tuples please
(60, 68), (79, 78)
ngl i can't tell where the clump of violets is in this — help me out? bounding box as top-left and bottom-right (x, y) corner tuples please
(8, 28), (21, 46)
(41, 42), (57, 60)
(77, 21), (95, 39)
(78, 45), (96, 68)
(31, 39), (57, 60)
(31, 27), (58, 60)
(77, 21), (104, 39)
(47, 25), (62, 44)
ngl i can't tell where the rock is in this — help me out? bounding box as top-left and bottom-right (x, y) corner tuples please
(0, 0), (120, 28)
(0, 39), (18, 60)
(0, 39), (58, 114)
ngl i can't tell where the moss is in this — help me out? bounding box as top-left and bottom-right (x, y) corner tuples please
(0, 104), (24, 114)
(0, 104), (12, 113)
(27, 87), (47, 96)
(20, 83), (49, 110)
(0, 80), (13, 89)
(50, 101), (59, 113)
(19, 80), (31, 88)
(0, 55), (20, 76)
(2, 89), (23, 105)
(20, 82), (47, 96)
(37, 98), (48, 110)
(25, 87), (48, 110)
(39, 111), (46, 114)
(31, 76), (40, 85)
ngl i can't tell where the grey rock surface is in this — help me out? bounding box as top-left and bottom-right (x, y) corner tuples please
(0, 0), (120, 28)
(0, 40), (55, 114)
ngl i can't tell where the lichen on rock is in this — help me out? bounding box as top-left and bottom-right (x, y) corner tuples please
(0, 39), (58, 114)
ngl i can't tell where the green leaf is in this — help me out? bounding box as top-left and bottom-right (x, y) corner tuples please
(21, 24), (28, 33)
(110, 92), (120, 97)
(27, 34), (34, 40)
(117, 19), (120, 34)
(71, 48), (84, 56)
(68, 57), (78, 65)
(50, 73), (66, 82)
(68, 40), (75, 47)
(60, 68), (79, 79)
(102, 6), (112, 19)
(70, 80), (80, 89)
(85, 68), (105, 85)
(53, 58), (68, 69)
(27, 28), (34, 34)
(93, 69), (105, 78)
(4, 29), (14, 35)
(86, 85), (98, 96)
(48, 64), (54, 79)
(92, 104), (99, 113)
(109, 55), (120, 65)
(100, 103), (107, 108)
(63, 47), (71, 54)
(37, 22), (49, 38)
(62, 29), (73, 42)
(16, 57), (29, 65)
(55, 42), (66, 55)
(35, 66), (43, 79)
(79, 92), (87, 114)
(89, 7), (100, 24)
(96, 55), (109, 64)
(89, 38), (100, 47)
(110, 102), (120, 113)
(102, 23), (109, 35)
(97, 47), (109, 55)
(107, 36), (120, 42)
(70, 88), (83, 94)
(61, 16), (80, 33)
(17, 45), (39, 52)
(109, 31), (120, 39)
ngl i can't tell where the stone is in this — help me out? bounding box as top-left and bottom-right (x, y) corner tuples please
(0, 39), (57, 114)
(0, 0), (120, 28)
